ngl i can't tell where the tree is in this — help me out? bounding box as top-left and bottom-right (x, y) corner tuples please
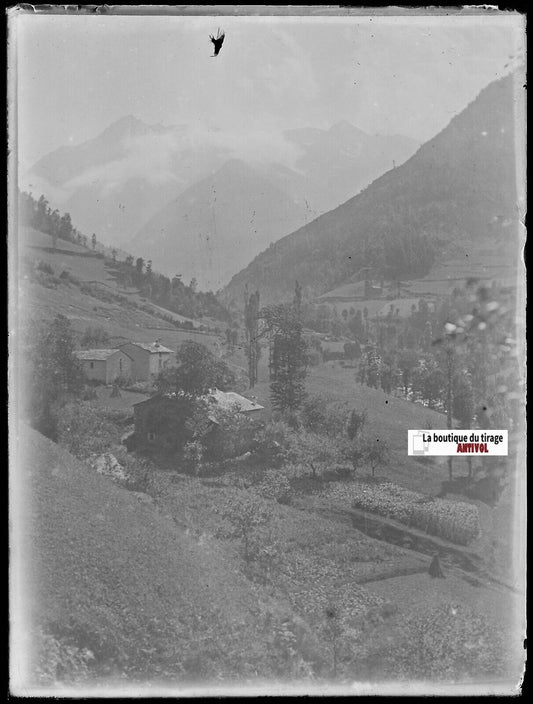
(346, 409), (367, 441)
(59, 212), (73, 242)
(221, 494), (272, 563)
(261, 284), (308, 413)
(397, 348), (419, 397)
(80, 325), (110, 349)
(244, 288), (261, 388)
(364, 437), (390, 477)
(411, 355), (446, 409)
(156, 340), (234, 397)
(24, 314), (84, 439)
(340, 436), (366, 475)
(286, 430), (341, 479)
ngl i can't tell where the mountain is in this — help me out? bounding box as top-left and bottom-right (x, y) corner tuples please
(22, 117), (232, 248)
(221, 74), (521, 307)
(23, 117), (419, 262)
(284, 121), (419, 211)
(130, 159), (312, 291)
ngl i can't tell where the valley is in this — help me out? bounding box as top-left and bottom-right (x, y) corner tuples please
(11, 25), (525, 692)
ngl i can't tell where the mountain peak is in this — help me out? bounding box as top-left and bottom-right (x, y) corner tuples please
(329, 120), (367, 139)
(100, 115), (151, 140)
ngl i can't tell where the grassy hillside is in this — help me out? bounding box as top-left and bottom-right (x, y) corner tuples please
(14, 425), (301, 685)
(222, 73), (521, 307)
(18, 226), (224, 351)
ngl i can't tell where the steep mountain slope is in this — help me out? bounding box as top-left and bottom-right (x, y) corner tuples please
(14, 425), (291, 683)
(285, 121), (418, 211)
(222, 74), (521, 307)
(130, 159), (312, 291)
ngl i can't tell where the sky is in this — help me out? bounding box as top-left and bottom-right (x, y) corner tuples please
(11, 9), (525, 171)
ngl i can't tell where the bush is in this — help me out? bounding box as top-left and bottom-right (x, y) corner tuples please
(114, 374), (132, 389)
(374, 603), (510, 681)
(252, 421), (293, 467)
(257, 469), (292, 504)
(220, 494), (272, 562)
(57, 402), (121, 461)
(59, 270), (79, 285)
(36, 260), (54, 275)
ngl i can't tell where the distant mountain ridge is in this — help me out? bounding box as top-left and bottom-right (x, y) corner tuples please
(221, 73), (521, 308)
(23, 117), (419, 283)
(130, 159), (312, 291)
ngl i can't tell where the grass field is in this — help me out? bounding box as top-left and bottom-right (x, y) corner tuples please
(18, 226), (223, 352)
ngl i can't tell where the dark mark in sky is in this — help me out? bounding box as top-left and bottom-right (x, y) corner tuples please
(210, 28), (225, 57)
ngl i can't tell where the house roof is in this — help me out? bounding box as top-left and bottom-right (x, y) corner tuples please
(133, 389), (264, 413)
(124, 341), (174, 354)
(207, 389), (264, 413)
(75, 349), (123, 361)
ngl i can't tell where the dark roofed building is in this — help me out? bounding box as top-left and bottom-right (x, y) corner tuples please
(131, 389), (265, 449)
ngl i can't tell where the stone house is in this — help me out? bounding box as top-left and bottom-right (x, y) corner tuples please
(119, 340), (174, 382)
(74, 349), (133, 384)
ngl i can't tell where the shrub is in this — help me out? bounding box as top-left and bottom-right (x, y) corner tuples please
(252, 420), (293, 467)
(114, 374), (133, 389)
(257, 469), (292, 504)
(220, 494), (272, 562)
(59, 270), (79, 285)
(346, 409), (367, 441)
(376, 603), (510, 681)
(36, 260), (54, 275)
(57, 402), (120, 460)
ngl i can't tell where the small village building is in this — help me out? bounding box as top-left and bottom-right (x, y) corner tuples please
(75, 349), (133, 385)
(131, 389), (265, 448)
(376, 298), (432, 319)
(119, 340), (174, 382)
